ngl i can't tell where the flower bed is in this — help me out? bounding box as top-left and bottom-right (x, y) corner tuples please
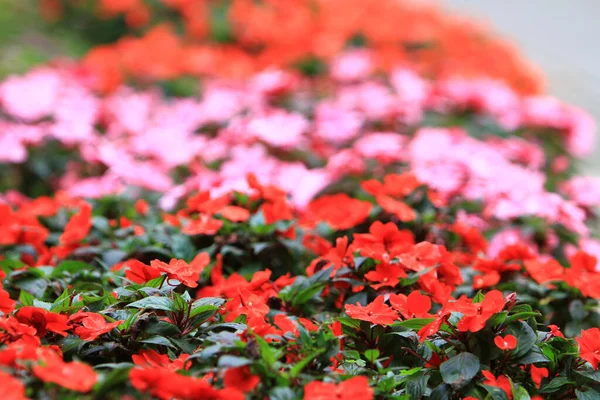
(1, 53), (600, 398)
(41, 0), (542, 94)
(1, 3), (599, 400)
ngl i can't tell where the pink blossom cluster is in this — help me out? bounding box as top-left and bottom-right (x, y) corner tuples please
(0, 52), (596, 232)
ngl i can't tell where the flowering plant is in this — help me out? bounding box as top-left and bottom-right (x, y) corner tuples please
(0, 2), (599, 399)
(40, 0), (542, 93)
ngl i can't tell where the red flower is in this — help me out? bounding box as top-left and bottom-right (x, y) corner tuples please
(132, 349), (189, 371)
(150, 258), (201, 288)
(135, 199), (149, 215)
(0, 370), (26, 400)
(303, 194), (372, 230)
(224, 366), (260, 392)
(303, 376), (373, 400)
(182, 215), (223, 235)
(451, 290), (506, 332)
(418, 316), (445, 342)
(389, 291), (432, 319)
(130, 367), (243, 400)
(524, 259), (565, 284)
(261, 199), (294, 224)
(494, 334), (517, 351)
(548, 324), (565, 338)
(353, 221), (414, 260)
(530, 365), (549, 388)
(68, 311), (123, 341)
(345, 296), (398, 326)
(124, 259), (162, 284)
(33, 358), (97, 392)
(220, 206), (250, 222)
(226, 290), (270, 325)
(482, 370), (512, 399)
(376, 195), (416, 222)
(576, 327), (600, 369)
(59, 202), (92, 245)
(0, 285), (15, 314)
(15, 307), (70, 337)
(364, 262), (406, 289)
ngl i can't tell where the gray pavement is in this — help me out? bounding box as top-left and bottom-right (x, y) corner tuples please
(442, 0), (600, 175)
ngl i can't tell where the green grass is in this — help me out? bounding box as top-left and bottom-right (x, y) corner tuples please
(0, 0), (89, 77)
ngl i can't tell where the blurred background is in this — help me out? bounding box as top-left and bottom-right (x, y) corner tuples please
(1, 0), (598, 173)
(444, 0), (600, 175)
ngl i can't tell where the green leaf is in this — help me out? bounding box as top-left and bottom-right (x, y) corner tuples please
(190, 297), (225, 317)
(255, 334), (277, 369)
(290, 349), (325, 378)
(19, 290), (35, 306)
(218, 355), (252, 368)
(505, 312), (541, 324)
(515, 346), (550, 364)
(51, 260), (91, 278)
(141, 336), (176, 348)
(481, 385), (510, 400)
(269, 387), (297, 400)
(440, 352), (480, 389)
(393, 318), (435, 330)
(127, 296), (175, 311)
(364, 349), (380, 363)
(172, 234), (195, 260)
(407, 372), (430, 400)
(511, 380), (531, 400)
(576, 370), (600, 384)
(576, 389), (600, 400)
(541, 377), (575, 394)
(430, 383), (451, 400)
(507, 321), (537, 358)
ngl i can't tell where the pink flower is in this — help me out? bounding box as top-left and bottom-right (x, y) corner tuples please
(0, 68), (61, 121)
(247, 111), (308, 149)
(354, 132), (406, 163)
(330, 49), (373, 82)
(314, 102), (363, 143)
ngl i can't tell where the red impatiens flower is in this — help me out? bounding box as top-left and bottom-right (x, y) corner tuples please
(150, 258), (201, 288)
(130, 366), (244, 400)
(352, 221), (414, 260)
(576, 327), (600, 369)
(345, 296), (398, 326)
(0, 284), (15, 314)
(0, 370), (26, 400)
(494, 334), (518, 351)
(59, 202), (92, 245)
(132, 349), (189, 371)
(182, 215), (223, 235)
(364, 261), (406, 289)
(303, 376), (373, 400)
(68, 311), (123, 341)
(15, 306), (70, 337)
(220, 206), (250, 222)
(135, 199), (149, 215)
(523, 259), (565, 284)
(389, 291), (432, 319)
(530, 365), (549, 388)
(33, 358), (97, 392)
(124, 259), (162, 284)
(224, 366), (260, 392)
(482, 370), (513, 399)
(548, 324), (565, 338)
(418, 315), (445, 342)
(303, 194), (372, 230)
(450, 290), (506, 332)
(376, 195), (416, 222)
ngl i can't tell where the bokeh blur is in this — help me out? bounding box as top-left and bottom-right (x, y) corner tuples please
(3, 0), (597, 172)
